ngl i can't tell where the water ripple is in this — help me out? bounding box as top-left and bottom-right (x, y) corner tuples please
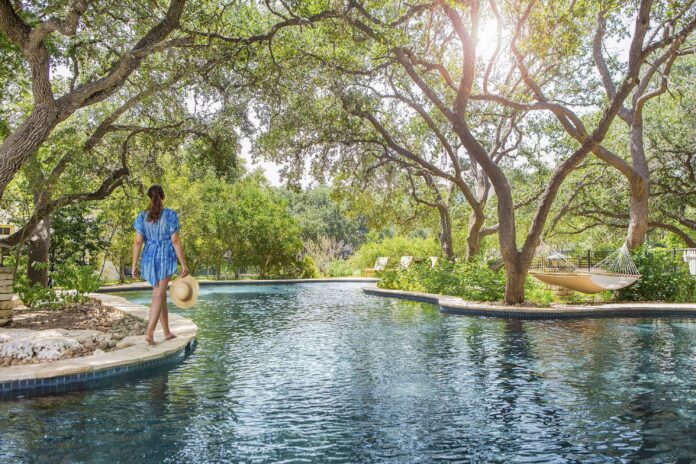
(1, 283), (696, 463)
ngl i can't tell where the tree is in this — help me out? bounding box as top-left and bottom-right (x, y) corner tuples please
(282, 187), (365, 249)
(50, 204), (107, 267)
(507, 1), (696, 249)
(591, 2), (696, 248)
(0, 0), (188, 199)
(336, 0), (680, 303)
(0, 1), (346, 285)
(546, 59), (696, 248)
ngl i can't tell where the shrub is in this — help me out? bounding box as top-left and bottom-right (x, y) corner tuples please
(304, 237), (347, 276)
(379, 260), (506, 302)
(52, 263), (104, 303)
(326, 259), (356, 277)
(13, 274), (59, 308)
(12, 260), (103, 308)
(348, 235), (441, 270)
(379, 259), (559, 305)
(615, 247), (696, 302)
(524, 278), (554, 306)
(269, 255), (319, 279)
(297, 255), (320, 279)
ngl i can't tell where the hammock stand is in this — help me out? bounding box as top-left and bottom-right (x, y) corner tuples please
(529, 242), (640, 294)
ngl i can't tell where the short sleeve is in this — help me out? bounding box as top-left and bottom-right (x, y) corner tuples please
(133, 212), (145, 236)
(168, 210), (180, 235)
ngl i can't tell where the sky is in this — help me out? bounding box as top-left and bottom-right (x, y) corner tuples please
(239, 136), (283, 186)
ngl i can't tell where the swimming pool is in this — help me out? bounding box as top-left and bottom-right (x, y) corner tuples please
(1, 282), (696, 462)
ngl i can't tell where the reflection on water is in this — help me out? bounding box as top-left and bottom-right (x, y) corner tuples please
(1, 283), (696, 463)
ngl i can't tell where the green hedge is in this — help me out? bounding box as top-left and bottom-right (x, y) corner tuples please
(615, 247), (696, 302)
(376, 247), (696, 305)
(348, 235), (441, 270)
(378, 260), (553, 305)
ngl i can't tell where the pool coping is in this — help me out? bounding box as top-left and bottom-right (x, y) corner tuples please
(0, 293), (197, 395)
(363, 286), (696, 319)
(98, 277), (378, 292)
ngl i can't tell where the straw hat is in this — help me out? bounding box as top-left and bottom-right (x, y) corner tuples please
(169, 275), (199, 309)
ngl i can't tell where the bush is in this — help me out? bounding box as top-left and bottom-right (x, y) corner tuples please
(379, 259), (558, 305)
(12, 260), (103, 308)
(379, 260), (506, 302)
(268, 255), (320, 279)
(524, 278), (554, 306)
(13, 274), (59, 308)
(348, 235), (441, 270)
(52, 263), (103, 303)
(297, 255), (320, 279)
(615, 247), (696, 302)
(326, 259), (356, 277)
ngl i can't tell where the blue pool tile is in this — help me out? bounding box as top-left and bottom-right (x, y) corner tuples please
(2, 339), (194, 395)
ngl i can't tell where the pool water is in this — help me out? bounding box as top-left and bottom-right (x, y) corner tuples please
(2, 282), (696, 462)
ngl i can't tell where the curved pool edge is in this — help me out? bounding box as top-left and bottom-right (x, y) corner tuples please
(98, 277), (379, 293)
(0, 293), (197, 397)
(363, 286), (696, 319)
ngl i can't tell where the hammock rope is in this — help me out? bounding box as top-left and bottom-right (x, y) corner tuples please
(529, 241), (640, 293)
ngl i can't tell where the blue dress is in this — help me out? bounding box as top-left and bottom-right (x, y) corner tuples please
(133, 208), (180, 286)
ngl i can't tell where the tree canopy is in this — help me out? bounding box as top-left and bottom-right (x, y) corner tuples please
(1, 0), (695, 304)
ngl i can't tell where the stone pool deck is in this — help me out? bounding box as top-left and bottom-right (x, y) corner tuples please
(364, 286), (696, 319)
(0, 293), (197, 396)
(99, 277), (378, 292)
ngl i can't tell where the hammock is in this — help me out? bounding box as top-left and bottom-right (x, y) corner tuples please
(529, 242), (640, 294)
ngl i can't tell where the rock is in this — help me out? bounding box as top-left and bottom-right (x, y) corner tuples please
(115, 340), (134, 350)
(33, 336), (81, 361)
(98, 340), (109, 350)
(92, 348), (105, 356)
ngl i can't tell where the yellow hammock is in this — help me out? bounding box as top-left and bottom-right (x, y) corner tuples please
(530, 243), (640, 294)
(529, 271), (640, 294)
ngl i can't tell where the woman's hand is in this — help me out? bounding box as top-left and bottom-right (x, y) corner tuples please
(180, 264), (189, 278)
(132, 265), (139, 280)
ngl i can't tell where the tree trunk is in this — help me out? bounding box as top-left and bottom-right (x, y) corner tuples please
(437, 204), (455, 261)
(466, 210), (485, 260)
(27, 216), (51, 287)
(627, 176), (649, 249)
(626, 120), (650, 249)
(503, 254), (527, 305)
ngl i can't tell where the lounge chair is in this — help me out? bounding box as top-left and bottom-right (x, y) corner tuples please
(399, 256), (414, 269)
(683, 249), (696, 276)
(364, 257), (389, 277)
(429, 256), (438, 268)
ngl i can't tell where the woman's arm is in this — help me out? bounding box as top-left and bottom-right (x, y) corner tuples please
(132, 233), (144, 279)
(171, 231), (189, 277)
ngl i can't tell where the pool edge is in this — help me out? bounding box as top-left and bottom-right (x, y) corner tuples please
(363, 286), (696, 319)
(0, 293), (197, 396)
(98, 277), (379, 293)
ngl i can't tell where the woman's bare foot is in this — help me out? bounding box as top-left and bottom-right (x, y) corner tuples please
(145, 336), (156, 346)
(164, 332), (177, 340)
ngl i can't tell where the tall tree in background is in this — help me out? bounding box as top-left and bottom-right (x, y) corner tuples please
(488, 0), (696, 249)
(337, 0), (661, 303)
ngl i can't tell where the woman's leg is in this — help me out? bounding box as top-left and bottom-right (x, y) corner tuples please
(146, 277), (170, 344)
(160, 284), (176, 339)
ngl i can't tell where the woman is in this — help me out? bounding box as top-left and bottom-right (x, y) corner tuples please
(132, 185), (189, 345)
